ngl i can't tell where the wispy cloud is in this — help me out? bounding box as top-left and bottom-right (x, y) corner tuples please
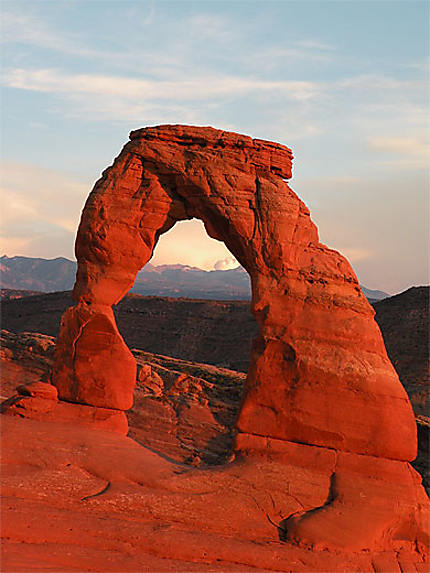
(368, 136), (430, 169)
(338, 247), (373, 262)
(296, 39), (336, 51)
(338, 74), (421, 90)
(1, 9), (97, 59)
(1, 5), (180, 78)
(2, 67), (321, 127)
(369, 136), (429, 157)
(3, 64), (427, 157)
(3, 68), (320, 101)
(1, 5), (334, 77)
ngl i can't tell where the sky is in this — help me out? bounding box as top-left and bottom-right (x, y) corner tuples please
(1, 0), (429, 293)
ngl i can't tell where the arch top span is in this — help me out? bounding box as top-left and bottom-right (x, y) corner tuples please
(74, 124), (303, 307)
(53, 124), (416, 465)
(129, 124), (294, 180)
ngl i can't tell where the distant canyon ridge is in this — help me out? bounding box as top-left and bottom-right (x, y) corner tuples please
(1, 255), (389, 302)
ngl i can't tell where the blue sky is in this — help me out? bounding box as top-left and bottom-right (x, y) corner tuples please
(1, 0), (428, 293)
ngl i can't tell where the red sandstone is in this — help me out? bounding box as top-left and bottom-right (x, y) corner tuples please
(53, 125), (416, 459)
(1, 125), (428, 570)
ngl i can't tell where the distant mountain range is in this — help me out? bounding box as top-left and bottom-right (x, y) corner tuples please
(0, 255), (389, 301)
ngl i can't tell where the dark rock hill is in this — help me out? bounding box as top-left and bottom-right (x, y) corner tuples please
(1, 291), (257, 372)
(374, 286), (429, 416)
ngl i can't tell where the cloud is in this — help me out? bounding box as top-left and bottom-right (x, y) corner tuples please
(3, 64), (425, 146)
(214, 256), (239, 271)
(3, 68), (320, 102)
(337, 248), (373, 262)
(367, 136), (430, 170)
(1, 67), (322, 127)
(1, 4), (336, 73)
(1, 8), (98, 59)
(3, 5), (425, 150)
(369, 136), (430, 157)
(152, 220), (234, 271)
(296, 39), (336, 51)
(337, 74), (424, 92)
(1, 4), (184, 81)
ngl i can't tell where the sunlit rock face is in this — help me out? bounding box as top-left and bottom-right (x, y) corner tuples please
(52, 125), (415, 460)
(44, 126), (429, 557)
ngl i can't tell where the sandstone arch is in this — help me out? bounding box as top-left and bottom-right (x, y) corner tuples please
(52, 124), (416, 463)
(1, 125), (428, 563)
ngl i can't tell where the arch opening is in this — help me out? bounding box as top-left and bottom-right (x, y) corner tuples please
(116, 216), (256, 373)
(148, 218), (239, 273)
(118, 217), (256, 465)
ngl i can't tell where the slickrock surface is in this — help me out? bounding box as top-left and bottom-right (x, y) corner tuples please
(2, 414), (429, 572)
(2, 126), (429, 568)
(1, 331), (429, 570)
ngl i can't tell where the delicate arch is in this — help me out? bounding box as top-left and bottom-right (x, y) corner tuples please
(52, 125), (416, 461)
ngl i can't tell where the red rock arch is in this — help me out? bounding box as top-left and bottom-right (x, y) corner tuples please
(52, 125), (416, 462)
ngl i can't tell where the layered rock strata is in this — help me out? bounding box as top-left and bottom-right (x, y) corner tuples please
(23, 125), (429, 552)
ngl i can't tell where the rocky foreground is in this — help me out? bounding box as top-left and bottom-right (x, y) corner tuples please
(1, 330), (244, 466)
(5, 412), (428, 573)
(2, 329), (428, 477)
(1, 329), (429, 571)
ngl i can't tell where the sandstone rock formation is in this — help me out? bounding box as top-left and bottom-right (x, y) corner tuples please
(2, 126), (428, 565)
(2, 332), (429, 571)
(53, 125), (416, 458)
